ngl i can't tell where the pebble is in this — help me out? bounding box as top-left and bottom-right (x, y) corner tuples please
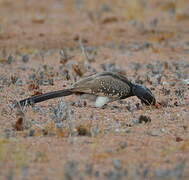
(138, 115), (151, 123)
(118, 142), (128, 149)
(148, 130), (162, 136)
(182, 79), (189, 85)
(113, 159), (122, 170)
(22, 54), (30, 63)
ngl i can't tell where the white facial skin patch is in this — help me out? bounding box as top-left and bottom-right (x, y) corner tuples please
(95, 96), (110, 108)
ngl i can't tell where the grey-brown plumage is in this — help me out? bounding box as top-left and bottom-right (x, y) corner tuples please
(72, 72), (132, 99)
(18, 72), (156, 107)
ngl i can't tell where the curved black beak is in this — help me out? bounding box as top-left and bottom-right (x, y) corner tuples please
(132, 84), (156, 105)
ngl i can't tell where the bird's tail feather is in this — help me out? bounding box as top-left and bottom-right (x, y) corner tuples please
(18, 89), (73, 106)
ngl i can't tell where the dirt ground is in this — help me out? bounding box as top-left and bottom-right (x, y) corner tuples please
(0, 0), (189, 179)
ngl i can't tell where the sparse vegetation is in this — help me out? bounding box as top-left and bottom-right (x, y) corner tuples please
(0, 0), (189, 179)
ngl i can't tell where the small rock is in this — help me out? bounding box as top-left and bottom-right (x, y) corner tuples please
(176, 137), (184, 142)
(118, 142), (128, 149)
(182, 79), (189, 85)
(160, 128), (166, 133)
(42, 129), (48, 136)
(148, 130), (162, 136)
(76, 125), (91, 136)
(15, 78), (23, 86)
(113, 159), (122, 170)
(138, 115), (151, 123)
(132, 119), (140, 124)
(22, 54), (30, 63)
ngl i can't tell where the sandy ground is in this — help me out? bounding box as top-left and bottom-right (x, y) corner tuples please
(0, 0), (189, 179)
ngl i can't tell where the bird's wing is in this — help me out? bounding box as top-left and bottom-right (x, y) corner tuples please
(71, 73), (132, 98)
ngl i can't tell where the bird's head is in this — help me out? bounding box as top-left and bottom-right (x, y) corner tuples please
(132, 84), (156, 105)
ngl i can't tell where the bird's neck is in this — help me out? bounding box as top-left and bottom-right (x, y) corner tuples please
(131, 83), (141, 96)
